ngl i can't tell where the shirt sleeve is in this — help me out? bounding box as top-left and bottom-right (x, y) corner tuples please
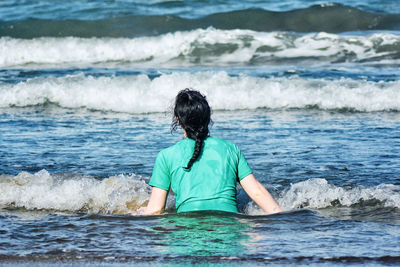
(148, 151), (171, 191)
(237, 147), (253, 180)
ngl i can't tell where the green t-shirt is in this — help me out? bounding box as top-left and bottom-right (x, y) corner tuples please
(149, 136), (253, 213)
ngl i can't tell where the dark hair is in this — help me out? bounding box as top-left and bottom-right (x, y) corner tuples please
(172, 88), (211, 170)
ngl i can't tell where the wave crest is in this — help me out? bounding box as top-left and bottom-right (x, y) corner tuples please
(1, 72), (399, 112)
(1, 30), (400, 68)
(0, 170), (152, 214)
(1, 171), (399, 215)
(279, 178), (400, 210)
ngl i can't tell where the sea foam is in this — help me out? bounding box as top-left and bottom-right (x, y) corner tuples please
(1, 171), (399, 215)
(279, 178), (400, 210)
(1, 29), (400, 67)
(0, 170), (154, 214)
(247, 178), (400, 215)
(1, 71), (399, 112)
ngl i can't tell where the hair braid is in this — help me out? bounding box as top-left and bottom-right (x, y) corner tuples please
(185, 137), (204, 170)
(172, 88), (211, 171)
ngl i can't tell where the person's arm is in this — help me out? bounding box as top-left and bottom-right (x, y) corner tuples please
(134, 187), (168, 215)
(240, 173), (283, 214)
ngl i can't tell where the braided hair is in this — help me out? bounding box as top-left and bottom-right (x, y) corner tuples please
(172, 89), (211, 171)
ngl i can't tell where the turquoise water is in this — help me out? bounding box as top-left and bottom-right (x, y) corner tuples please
(1, 0), (400, 265)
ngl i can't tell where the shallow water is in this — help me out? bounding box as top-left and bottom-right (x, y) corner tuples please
(1, 0), (400, 265)
(1, 109), (399, 265)
(1, 210), (400, 266)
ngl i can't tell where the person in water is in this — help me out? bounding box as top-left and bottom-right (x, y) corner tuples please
(137, 89), (283, 215)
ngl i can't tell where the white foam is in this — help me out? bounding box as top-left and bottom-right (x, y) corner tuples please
(279, 178), (400, 210)
(1, 171), (399, 215)
(245, 178), (400, 215)
(1, 71), (399, 112)
(1, 29), (399, 67)
(0, 170), (154, 214)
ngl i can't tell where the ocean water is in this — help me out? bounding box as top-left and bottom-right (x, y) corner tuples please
(1, 0), (400, 266)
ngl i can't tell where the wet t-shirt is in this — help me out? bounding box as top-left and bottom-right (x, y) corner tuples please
(149, 136), (252, 213)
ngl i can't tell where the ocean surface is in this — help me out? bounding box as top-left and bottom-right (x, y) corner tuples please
(1, 0), (400, 266)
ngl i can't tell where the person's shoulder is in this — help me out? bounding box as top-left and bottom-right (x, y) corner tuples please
(159, 138), (188, 155)
(207, 136), (238, 150)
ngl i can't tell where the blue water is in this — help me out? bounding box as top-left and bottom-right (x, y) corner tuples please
(1, 0), (400, 266)
(1, 0), (400, 21)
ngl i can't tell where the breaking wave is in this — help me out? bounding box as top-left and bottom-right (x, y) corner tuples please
(0, 170), (153, 214)
(1, 29), (400, 68)
(1, 71), (399, 112)
(279, 178), (400, 210)
(1, 171), (399, 216)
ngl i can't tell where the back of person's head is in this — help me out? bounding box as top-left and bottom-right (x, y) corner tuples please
(172, 88), (211, 170)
